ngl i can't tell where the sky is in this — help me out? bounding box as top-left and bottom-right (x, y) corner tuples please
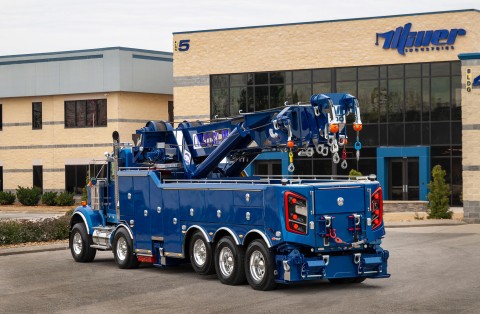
(0, 0), (478, 56)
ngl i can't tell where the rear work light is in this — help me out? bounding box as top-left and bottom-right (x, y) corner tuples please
(371, 187), (383, 230)
(284, 192), (308, 235)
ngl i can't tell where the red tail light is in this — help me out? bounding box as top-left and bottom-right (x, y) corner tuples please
(284, 192), (308, 235)
(371, 187), (383, 230)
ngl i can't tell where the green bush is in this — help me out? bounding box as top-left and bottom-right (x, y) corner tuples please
(56, 191), (75, 206)
(16, 186), (41, 206)
(0, 216), (70, 245)
(349, 169), (363, 177)
(0, 191), (16, 205)
(427, 165), (452, 219)
(41, 191), (58, 206)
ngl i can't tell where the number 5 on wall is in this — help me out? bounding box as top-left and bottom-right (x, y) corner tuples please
(175, 39), (190, 52)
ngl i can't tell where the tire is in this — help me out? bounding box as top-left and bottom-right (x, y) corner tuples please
(189, 231), (215, 275)
(113, 228), (140, 269)
(214, 236), (246, 285)
(245, 240), (277, 291)
(70, 223), (96, 263)
(328, 277), (366, 284)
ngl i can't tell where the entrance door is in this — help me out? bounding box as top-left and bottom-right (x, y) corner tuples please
(389, 158), (419, 200)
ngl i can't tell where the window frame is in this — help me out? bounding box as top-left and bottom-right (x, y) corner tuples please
(64, 99), (107, 128)
(32, 102), (42, 130)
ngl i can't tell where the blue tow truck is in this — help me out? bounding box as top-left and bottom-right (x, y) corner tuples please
(69, 93), (390, 290)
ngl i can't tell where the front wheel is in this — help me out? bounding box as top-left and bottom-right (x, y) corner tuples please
(70, 223), (96, 262)
(245, 240), (277, 291)
(113, 228), (140, 269)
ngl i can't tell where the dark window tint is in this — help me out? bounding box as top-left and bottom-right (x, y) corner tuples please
(270, 85), (285, 108)
(211, 75), (228, 88)
(358, 80), (379, 123)
(422, 78), (430, 121)
(255, 86), (269, 111)
(405, 64), (421, 78)
(33, 166), (43, 192)
(65, 99), (107, 128)
(405, 78), (421, 121)
(431, 122), (450, 145)
(65, 165), (87, 194)
(270, 72), (285, 84)
(230, 74), (247, 86)
(452, 76), (461, 120)
(293, 70), (311, 84)
(32, 102), (42, 130)
(361, 124), (379, 146)
(388, 65), (404, 79)
(295, 159), (313, 175)
(451, 62), (461, 76)
(0, 104), (2, 131)
(254, 73), (268, 85)
(230, 87), (247, 115)
(387, 79), (404, 122)
(212, 89), (229, 117)
(358, 66), (378, 80)
(388, 123), (404, 145)
(168, 101), (174, 123)
(292, 84), (312, 103)
(431, 62), (450, 76)
(431, 77), (450, 121)
(336, 67), (356, 81)
(336, 81), (356, 95)
(313, 82), (332, 95)
(313, 69), (331, 82)
(405, 123), (421, 145)
(0, 166), (3, 191)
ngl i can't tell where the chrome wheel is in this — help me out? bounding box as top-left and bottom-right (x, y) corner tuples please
(249, 250), (266, 283)
(193, 239), (207, 267)
(116, 236), (128, 262)
(219, 247), (234, 278)
(72, 232), (83, 255)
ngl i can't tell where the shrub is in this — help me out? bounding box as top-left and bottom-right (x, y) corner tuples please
(427, 165), (452, 219)
(16, 186), (41, 206)
(0, 191), (16, 205)
(56, 191), (75, 206)
(0, 216), (70, 245)
(41, 191), (58, 206)
(349, 169), (363, 177)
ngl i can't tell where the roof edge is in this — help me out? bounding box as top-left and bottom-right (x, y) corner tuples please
(173, 9), (479, 35)
(459, 53), (480, 60)
(0, 47), (173, 60)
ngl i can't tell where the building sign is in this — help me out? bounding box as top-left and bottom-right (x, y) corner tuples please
(466, 68), (472, 92)
(376, 23), (466, 55)
(174, 39), (190, 52)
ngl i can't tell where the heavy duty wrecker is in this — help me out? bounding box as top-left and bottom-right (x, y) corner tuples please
(69, 93), (390, 290)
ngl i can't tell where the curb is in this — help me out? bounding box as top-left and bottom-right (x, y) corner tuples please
(0, 244), (69, 257)
(385, 220), (466, 228)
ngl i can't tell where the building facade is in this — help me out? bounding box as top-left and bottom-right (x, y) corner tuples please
(172, 9), (480, 221)
(0, 47), (173, 194)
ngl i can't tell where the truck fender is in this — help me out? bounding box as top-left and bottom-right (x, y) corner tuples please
(70, 206), (103, 235)
(113, 223), (134, 240)
(243, 229), (272, 248)
(213, 227), (240, 245)
(186, 225), (211, 242)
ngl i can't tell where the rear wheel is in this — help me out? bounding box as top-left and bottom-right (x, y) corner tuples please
(70, 223), (96, 262)
(214, 236), (246, 285)
(113, 228), (140, 269)
(189, 231), (215, 275)
(245, 240), (277, 291)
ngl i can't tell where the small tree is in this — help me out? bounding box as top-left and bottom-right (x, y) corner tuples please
(427, 165), (452, 219)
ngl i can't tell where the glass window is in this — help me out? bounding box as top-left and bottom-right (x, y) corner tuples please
(387, 79), (404, 122)
(313, 82), (332, 95)
(431, 122), (450, 145)
(97, 99), (107, 126)
(452, 75), (461, 121)
(388, 123), (404, 145)
(65, 165), (87, 194)
(285, 71), (292, 84)
(336, 81), (356, 95)
(451, 62), (461, 76)
(431, 62), (450, 76)
(230, 74), (247, 86)
(431, 77), (450, 121)
(292, 84), (312, 103)
(405, 64), (421, 78)
(293, 70), (311, 84)
(313, 69), (331, 82)
(33, 165), (43, 193)
(451, 122), (461, 145)
(75, 100), (86, 127)
(230, 87), (247, 115)
(0, 166), (3, 191)
(0, 104), (2, 131)
(65, 101), (76, 127)
(405, 78), (421, 121)
(254, 73), (268, 85)
(404, 123), (421, 145)
(380, 66), (387, 79)
(388, 65), (404, 79)
(358, 66), (378, 80)
(422, 63), (430, 77)
(211, 75), (228, 88)
(270, 72), (285, 84)
(379, 124), (388, 146)
(270, 85), (285, 108)
(247, 86), (254, 112)
(294, 159), (313, 175)
(247, 73), (254, 85)
(422, 122), (430, 145)
(32, 102), (42, 130)
(431, 146), (450, 157)
(336, 67), (356, 81)
(313, 159), (332, 175)
(361, 124), (379, 146)
(212, 89), (229, 117)
(358, 80), (379, 123)
(358, 158), (377, 176)
(379, 80), (388, 122)
(255, 86), (269, 111)
(86, 100), (96, 127)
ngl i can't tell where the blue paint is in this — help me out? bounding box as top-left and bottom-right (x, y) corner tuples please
(376, 23), (466, 55)
(376, 146), (430, 200)
(132, 54), (173, 62)
(458, 52), (480, 60)
(245, 151), (289, 176)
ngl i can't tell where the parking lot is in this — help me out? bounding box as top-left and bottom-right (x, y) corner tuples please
(1, 224), (480, 313)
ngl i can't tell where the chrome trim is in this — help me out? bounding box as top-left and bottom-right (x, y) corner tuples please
(73, 212), (89, 234)
(316, 186), (362, 190)
(117, 172), (150, 177)
(186, 225), (211, 242)
(163, 251), (185, 258)
(162, 187), (263, 192)
(214, 227), (240, 245)
(151, 236), (164, 241)
(115, 224), (133, 239)
(90, 244), (110, 250)
(136, 248), (152, 254)
(244, 229), (271, 248)
(136, 253), (153, 257)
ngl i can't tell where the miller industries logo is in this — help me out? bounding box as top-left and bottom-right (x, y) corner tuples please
(375, 23), (466, 55)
